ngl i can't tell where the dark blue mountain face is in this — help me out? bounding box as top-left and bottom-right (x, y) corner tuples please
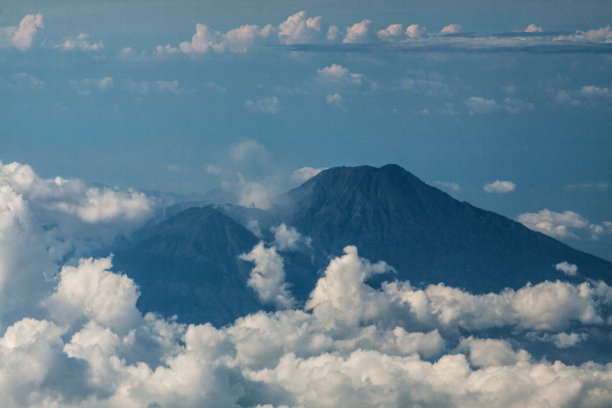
(282, 164), (611, 292)
(112, 206), (262, 326)
(112, 164), (612, 326)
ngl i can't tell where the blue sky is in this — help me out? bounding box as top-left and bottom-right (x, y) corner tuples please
(1, 0), (612, 259)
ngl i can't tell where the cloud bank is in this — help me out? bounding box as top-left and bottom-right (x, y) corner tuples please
(1, 160), (612, 407)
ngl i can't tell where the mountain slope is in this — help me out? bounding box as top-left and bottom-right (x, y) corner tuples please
(280, 164), (612, 292)
(112, 206), (261, 326)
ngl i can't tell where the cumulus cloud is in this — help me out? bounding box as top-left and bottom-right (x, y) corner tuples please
(556, 261), (578, 277)
(3, 159), (612, 406)
(555, 25), (612, 43)
(56, 33), (103, 51)
(343, 20), (372, 43)
(465, 96), (498, 114)
(525, 24), (543, 33)
(483, 180), (516, 193)
(441, 24), (461, 34)
(406, 24), (425, 38)
(47, 257), (141, 334)
(271, 223), (311, 251)
(316, 64), (376, 89)
(291, 166), (327, 183)
(245, 96), (280, 114)
(10, 14), (44, 50)
(377, 24), (403, 41)
(518, 209), (611, 240)
(557, 85), (612, 106)
(278, 11), (322, 44)
(178, 22), (272, 54)
(240, 242), (295, 308)
(0, 212), (612, 407)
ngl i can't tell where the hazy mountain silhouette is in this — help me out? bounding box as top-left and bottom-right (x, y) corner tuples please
(112, 164), (612, 325)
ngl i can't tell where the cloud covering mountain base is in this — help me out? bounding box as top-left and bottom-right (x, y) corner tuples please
(1, 161), (612, 407)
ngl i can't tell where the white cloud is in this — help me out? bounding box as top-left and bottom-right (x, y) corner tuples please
(240, 242), (295, 308)
(557, 85), (612, 106)
(555, 261), (578, 277)
(3, 159), (612, 407)
(525, 24), (543, 33)
(325, 92), (346, 109)
(441, 24), (461, 34)
(291, 166), (327, 183)
(11, 14), (44, 50)
(317, 64), (376, 89)
(518, 209), (612, 240)
(271, 223), (311, 251)
(343, 20), (371, 43)
(56, 33), (103, 51)
(245, 96), (280, 114)
(278, 11), (322, 44)
(406, 24), (425, 38)
(377, 24), (403, 41)
(47, 256), (141, 334)
(555, 26), (612, 43)
(178, 22), (272, 54)
(483, 180), (516, 193)
(465, 97), (498, 114)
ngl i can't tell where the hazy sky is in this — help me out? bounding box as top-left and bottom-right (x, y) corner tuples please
(1, 0), (611, 259)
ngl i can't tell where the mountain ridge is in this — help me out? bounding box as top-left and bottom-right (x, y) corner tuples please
(111, 164), (612, 326)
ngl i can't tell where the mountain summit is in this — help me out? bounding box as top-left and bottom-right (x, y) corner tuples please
(281, 164), (611, 292)
(112, 164), (612, 325)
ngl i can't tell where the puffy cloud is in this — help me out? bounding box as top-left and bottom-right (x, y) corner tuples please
(306, 246), (394, 329)
(406, 24), (425, 38)
(555, 25), (612, 43)
(325, 92), (345, 109)
(317, 64), (376, 89)
(245, 96), (280, 114)
(557, 85), (612, 106)
(556, 261), (578, 277)
(525, 24), (543, 33)
(178, 22), (271, 54)
(3, 159), (612, 406)
(483, 180), (516, 193)
(56, 33), (103, 51)
(343, 20), (371, 43)
(441, 24), (461, 34)
(240, 242), (295, 308)
(465, 97), (498, 114)
(291, 166), (327, 183)
(47, 256), (141, 334)
(278, 11), (322, 44)
(10, 14), (44, 50)
(518, 209), (611, 240)
(271, 223), (311, 251)
(377, 24), (403, 41)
